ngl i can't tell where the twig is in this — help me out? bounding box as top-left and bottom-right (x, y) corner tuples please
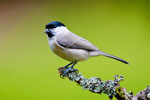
(58, 67), (150, 100)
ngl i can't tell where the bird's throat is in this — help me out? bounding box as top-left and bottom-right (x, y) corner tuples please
(47, 32), (54, 38)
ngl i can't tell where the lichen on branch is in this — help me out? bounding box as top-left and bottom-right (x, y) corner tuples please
(58, 67), (150, 100)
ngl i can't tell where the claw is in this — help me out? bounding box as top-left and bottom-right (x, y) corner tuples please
(58, 62), (78, 77)
(62, 67), (78, 76)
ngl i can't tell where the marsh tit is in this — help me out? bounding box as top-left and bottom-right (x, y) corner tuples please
(44, 21), (129, 72)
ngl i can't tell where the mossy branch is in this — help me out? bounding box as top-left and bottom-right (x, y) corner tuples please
(58, 67), (150, 100)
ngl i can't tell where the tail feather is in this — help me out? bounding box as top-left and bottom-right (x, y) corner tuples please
(99, 52), (129, 64)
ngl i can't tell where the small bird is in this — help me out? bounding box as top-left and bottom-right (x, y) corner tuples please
(44, 21), (129, 73)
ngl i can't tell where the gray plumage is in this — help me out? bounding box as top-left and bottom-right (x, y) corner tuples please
(44, 21), (129, 65)
(56, 32), (128, 64)
(56, 32), (99, 51)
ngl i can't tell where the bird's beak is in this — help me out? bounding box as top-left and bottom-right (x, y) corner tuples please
(44, 29), (49, 33)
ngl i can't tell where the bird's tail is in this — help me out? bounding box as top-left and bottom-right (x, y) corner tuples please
(99, 51), (129, 64)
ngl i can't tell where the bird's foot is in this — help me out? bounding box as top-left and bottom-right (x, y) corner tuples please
(62, 67), (78, 76)
(58, 67), (78, 77)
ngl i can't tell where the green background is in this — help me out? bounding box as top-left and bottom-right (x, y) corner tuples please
(0, 0), (149, 100)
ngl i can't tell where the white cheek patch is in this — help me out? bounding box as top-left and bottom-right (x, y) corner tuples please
(52, 26), (70, 36)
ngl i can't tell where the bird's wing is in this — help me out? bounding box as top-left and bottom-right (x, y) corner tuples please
(56, 32), (99, 51)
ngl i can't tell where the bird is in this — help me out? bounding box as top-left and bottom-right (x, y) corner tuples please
(44, 21), (129, 74)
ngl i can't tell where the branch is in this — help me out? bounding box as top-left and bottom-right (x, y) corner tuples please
(58, 67), (150, 100)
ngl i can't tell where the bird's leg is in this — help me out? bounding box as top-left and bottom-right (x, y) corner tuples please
(63, 62), (74, 68)
(62, 62), (78, 76)
(69, 62), (78, 72)
(70, 62), (77, 68)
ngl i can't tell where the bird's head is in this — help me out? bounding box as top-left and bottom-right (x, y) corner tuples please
(44, 21), (68, 38)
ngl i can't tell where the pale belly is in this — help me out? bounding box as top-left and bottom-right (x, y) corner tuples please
(49, 40), (89, 62)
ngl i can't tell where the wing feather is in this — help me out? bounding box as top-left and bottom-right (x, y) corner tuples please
(56, 32), (99, 51)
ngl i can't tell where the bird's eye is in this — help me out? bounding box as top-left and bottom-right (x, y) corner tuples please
(46, 24), (56, 29)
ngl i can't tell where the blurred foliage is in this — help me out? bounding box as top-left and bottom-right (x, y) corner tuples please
(0, 0), (149, 100)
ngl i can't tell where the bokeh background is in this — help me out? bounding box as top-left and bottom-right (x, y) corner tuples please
(0, 0), (149, 100)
